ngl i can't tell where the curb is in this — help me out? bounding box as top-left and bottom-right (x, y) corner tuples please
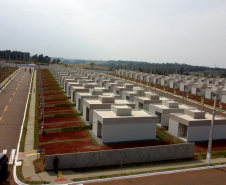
(71, 164), (226, 185)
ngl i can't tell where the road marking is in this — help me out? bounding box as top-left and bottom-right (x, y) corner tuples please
(58, 171), (63, 179)
(55, 178), (67, 182)
(3, 150), (7, 154)
(0, 117), (2, 121)
(9, 98), (12, 102)
(4, 106), (8, 112)
(9, 149), (16, 164)
(16, 87), (18, 90)
(22, 153), (39, 158)
(18, 84), (20, 87)
(13, 92), (15, 96)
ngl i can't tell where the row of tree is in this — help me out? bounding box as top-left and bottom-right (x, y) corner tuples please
(104, 60), (226, 73)
(0, 50), (61, 64)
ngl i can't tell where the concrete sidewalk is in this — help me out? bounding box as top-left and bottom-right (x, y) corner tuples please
(17, 71), (226, 185)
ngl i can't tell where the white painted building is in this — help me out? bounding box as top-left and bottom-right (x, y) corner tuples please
(168, 109), (226, 142)
(122, 87), (145, 102)
(106, 80), (125, 92)
(92, 105), (158, 143)
(75, 89), (120, 112)
(149, 100), (195, 127)
(205, 86), (225, 101)
(67, 79), (94, 97)
(134, 93), (172, 111)
(70, 83), (100, 103)
(113, 83), (134, 98)
(191, 84), (211, 97)
(83, 95), (135, 124)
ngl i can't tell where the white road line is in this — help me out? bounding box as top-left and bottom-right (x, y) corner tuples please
(9, 149), (16, 164)
(3, 149), (7, 154)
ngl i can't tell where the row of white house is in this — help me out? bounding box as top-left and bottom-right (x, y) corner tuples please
(50, 65), (226, 144)
(0, 60), (6, 68)
(116, 69), (226, 104)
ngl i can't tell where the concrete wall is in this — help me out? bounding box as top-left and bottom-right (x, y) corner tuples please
(45, 143), (194, 170)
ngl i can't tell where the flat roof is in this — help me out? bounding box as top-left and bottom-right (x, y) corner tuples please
(77, 92), (116, 96)
(85, 99), (133, 104)
(170, 113), (226, 126)
(95, 109), (156, 118)
(151, 103), (193, 110)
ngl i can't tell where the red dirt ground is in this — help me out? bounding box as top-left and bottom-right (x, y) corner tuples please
(44, 94), (65, 97)
(44, 89), (64, 93)
(194, 140), (226, 153)
(43, 85), (60, 88)
(44, 99), (69, 105)
(41, 139), (170, 155)
(43, 122), (82, 130)
(39, 131), (88, 143)
(44, 107), (74, 114)
(42, 117), (80, 124)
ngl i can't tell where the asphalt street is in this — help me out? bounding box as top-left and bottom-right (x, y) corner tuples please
(0, 68), (32, 185)
(87, 167), (226, 185)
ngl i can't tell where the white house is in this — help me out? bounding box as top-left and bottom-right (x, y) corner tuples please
(149, 100), (195, 127)
(75, 89), (120, 112)
(83, 95), (135, 124)
(134, 93), (172, 111)
(92, 105), (158, 143)
(122, 87), (145, 102)
(168, 109), (226, 142)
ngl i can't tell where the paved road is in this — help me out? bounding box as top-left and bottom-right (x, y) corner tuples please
(0, 68), (32, 185)
(87, 167), (226, 185)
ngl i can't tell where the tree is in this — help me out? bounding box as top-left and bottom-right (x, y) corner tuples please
(90, 62), (95, 68)
(180, 67), (184, 75)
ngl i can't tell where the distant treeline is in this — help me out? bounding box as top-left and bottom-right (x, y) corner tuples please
(101, 60), (226, 74)
(0, 50), (61, 64)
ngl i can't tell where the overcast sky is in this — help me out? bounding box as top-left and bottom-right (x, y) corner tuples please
(0, 0), (226, 68)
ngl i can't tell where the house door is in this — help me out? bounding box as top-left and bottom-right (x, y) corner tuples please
(86, 107), (90, 121)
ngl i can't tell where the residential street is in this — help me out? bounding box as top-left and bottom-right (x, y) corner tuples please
(0, 68), (32, 185)
(87, 167), (226, 185)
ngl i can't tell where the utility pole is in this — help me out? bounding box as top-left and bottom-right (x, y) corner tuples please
(0, 65), (1, 89)
(206, 94), (217, 165)
(8, 54), (11, 80)
(149, 71), (151, 92)
(183, 89), (185, 103)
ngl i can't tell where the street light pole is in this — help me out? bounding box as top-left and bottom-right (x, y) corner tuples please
(8, 54), (11, 80)
(206, 94), (217, 165)
(0, 65), (1, 89)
